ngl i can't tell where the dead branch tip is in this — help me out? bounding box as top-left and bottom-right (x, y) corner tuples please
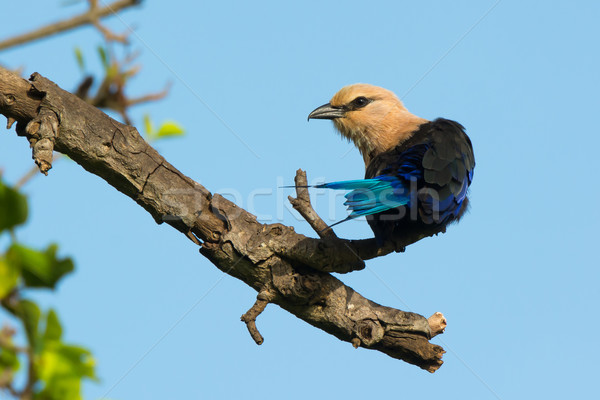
(428, 312), (447, 338)
(241, 290), (273, 345)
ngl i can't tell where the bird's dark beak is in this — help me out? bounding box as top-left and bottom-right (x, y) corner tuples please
(307, 103), (346, 121)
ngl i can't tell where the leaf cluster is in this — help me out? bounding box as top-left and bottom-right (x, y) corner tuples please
(0, 179), (96, 400)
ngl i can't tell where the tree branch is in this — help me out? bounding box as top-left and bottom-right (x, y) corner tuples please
(240, 290), (274, 345)
(0, 0), (141, 51)
(125, 82), (171, 107)
(288, 169), (337, 239)
(0, 67), (446, 372)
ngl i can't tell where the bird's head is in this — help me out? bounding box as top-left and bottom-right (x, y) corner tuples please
(308, 83), (427, 163)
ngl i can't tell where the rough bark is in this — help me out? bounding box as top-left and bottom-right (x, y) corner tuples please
(0, 67), (446, 372)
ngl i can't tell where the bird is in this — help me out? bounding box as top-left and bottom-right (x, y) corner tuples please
(307, 83), (475, 248)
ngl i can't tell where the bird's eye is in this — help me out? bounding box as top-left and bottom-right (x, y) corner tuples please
(351, 96), (370, 108)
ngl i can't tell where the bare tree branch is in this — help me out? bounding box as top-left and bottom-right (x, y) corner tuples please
(0, 67), (446, 372)
(0, 0), (141, 51)
(126, 82), (171, 107)
(241, 290), (274, 345)
(288, 169), (337, 239)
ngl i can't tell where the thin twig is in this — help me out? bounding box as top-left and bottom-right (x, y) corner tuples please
(127, 83), (172, 107)
(92, 20), (130, 43)
(0, 0), (141, 51)
(0, 326), (28, 353)
(15, 154), (62, 189)
(74, 76), (94, 99)
(6, 385), (19, 397)
(88, 0), (130, 43)
(21, 348), (36, 400)
(288, 169), (337, 239)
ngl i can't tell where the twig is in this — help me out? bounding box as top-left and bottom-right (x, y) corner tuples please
(6, 384), (19, 397)
(126, 82), (172, 107)
(74, 76), (94, 100)
(88, 0), (131, 43)
(92, 21), (130, 43)
(288, 169), (337, 239)
(241, 291), (273, 345)
(0, 0), (141, 51)
(15, 154), (63, 189)
(14, 166), (37, 189)
(21, 347), (36, 400)
(284, 169), (369, 273)
(0, 325), (28, 353)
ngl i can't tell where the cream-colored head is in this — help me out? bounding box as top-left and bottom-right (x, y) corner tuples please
(308, 83), (428, 164)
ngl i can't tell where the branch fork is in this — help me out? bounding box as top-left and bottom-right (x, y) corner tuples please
(288, 169), (337, 239)
(0, 0), (141, 51)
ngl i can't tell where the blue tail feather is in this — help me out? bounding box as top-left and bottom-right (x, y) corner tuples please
(316, 179), (390, 190)
(317, 178), (410, 220)
(284, 178), (411, 227)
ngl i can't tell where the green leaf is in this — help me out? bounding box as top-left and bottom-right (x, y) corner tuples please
(7, 244), (74, 289)
(98, 46), (109, 71)
(106, 64), (118, 80)
(74, 47), (85, 71)
(0, 327), (20, 373)
(0, 346), (19, 370)
(37, 342), (96, 400)
(0, 344), (20, 387)
(36, 376), (82, 400)
(43, 309), (62, 342)
(0, 257), (19, 299)
(143, 114), (155, 138)
(156, 121), (185, 138)
(0, 179), (28, 233)
(15, 299), (41, 349)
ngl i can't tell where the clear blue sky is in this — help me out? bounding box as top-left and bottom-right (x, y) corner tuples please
(2, 1), (599, 399)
